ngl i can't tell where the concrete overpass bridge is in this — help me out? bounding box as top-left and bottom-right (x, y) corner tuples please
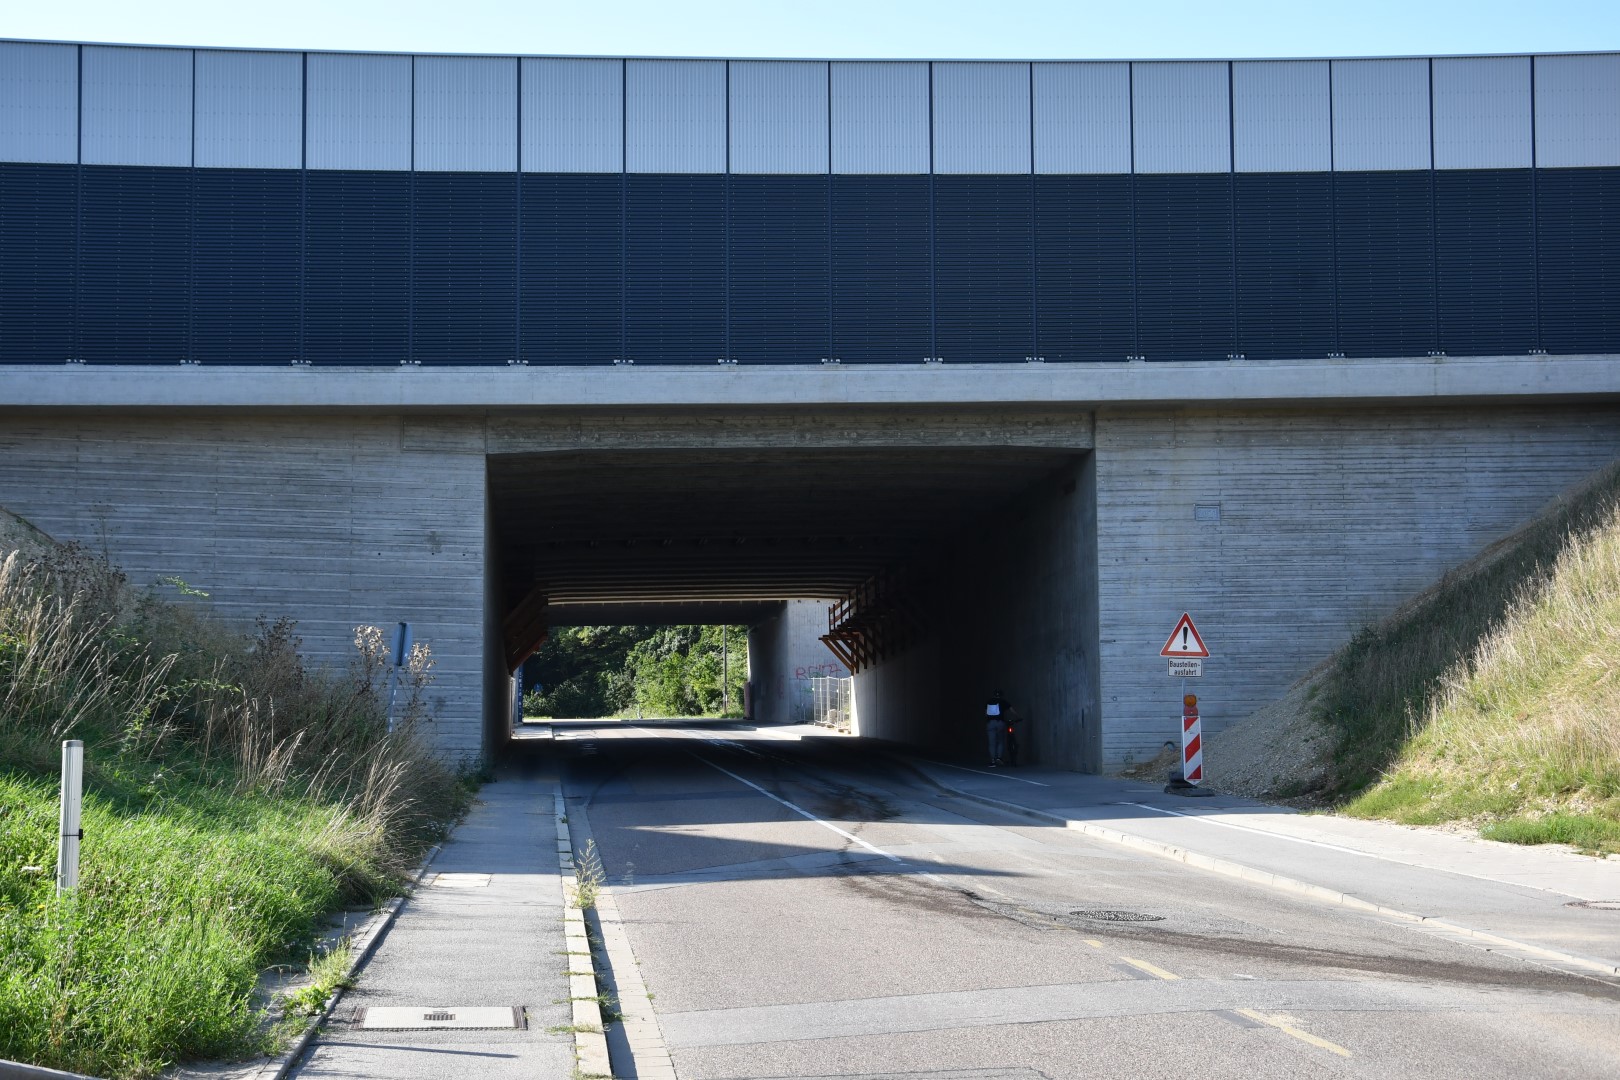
(3, 41), (1619, 767)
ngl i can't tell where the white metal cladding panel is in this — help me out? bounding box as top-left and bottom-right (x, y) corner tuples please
(625, 59), (726, 173)
(1433, 56), (1532, 169)
(830, 61), (930, 174)
(305, 53), (412, 171)
(1031, 62), (1130, 174)
(729, 60), (828, 174)
(522, 57), (622, 172)
(1331, 58), (1431, 171)
(0, 42), (78, 163)
(1131, 62), (1231, 174)
(415, 55), (517, 172)
(1534, 53), (1620, 168)
(81, 46), (192, 167)
(194, 50), (302, 169)
(1231, 60), (1330, 172)
(932, 62), (1031, 173)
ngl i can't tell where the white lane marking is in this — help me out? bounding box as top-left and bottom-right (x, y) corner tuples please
(689, 753), (1027, 901)
(1119, 801), (1584, 897)
(695, 755), (903, 863)
(922, 760), (1051, 787)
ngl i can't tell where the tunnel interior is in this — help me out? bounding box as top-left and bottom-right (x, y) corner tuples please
(485, 443), (1100, 769)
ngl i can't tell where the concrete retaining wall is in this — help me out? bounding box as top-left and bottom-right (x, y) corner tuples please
(0, 415), (490, 762)
(1094, 404), (1620, 765)
(747, 600), (846, 726)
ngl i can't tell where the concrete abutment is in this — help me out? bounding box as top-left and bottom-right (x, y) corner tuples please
(1, 401), (1614, 772)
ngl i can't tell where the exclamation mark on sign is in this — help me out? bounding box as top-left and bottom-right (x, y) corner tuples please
(1182, 626), (1189, 649)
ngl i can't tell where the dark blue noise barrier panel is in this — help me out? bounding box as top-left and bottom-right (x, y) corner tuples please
(1334, 171), (1436, 357)
(3, 163), (1619, 367)
(625, 175), (726, 364)
(304, 171), (411, 365)
(413, 173), (518, 365)
(935, 175), (1035, 361)
(521, 174), (623, 365)
(1134, 175), (1236, 361)
(79, 166), (193, 364)
(831, 175), (932, 363)
(1034, 174), (1133, 362)
(1538, 167), (1620, 354)
(191, 169), (302, 365)
(1436, 170), (1536, 356)
(1235, 173), (1334, 361)
(0, 163), (76, 364)
(728, 174), (830, 363)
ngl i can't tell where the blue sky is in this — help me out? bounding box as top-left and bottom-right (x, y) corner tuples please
(6, 0), (1618, 58)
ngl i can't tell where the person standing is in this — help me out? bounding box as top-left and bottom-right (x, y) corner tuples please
(985, 689), (1020, 767)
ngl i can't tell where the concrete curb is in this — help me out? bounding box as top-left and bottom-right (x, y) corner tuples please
(0, 1059), (100, 1079)
(556, 793), (614, 1080)
(930, 776), (1620, 981)
(250, 841), (444, 1080)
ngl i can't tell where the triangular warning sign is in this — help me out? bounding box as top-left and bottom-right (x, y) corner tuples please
(1160, 613), (1210, 658)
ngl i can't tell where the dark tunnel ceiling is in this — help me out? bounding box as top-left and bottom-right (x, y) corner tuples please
(489, 447), (1079, 611)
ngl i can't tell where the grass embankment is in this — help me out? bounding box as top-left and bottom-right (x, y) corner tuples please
(0, 539), (473, 1077)
(1314, 463), (1620, 853)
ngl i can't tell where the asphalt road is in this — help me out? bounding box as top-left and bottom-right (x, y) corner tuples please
(557, 723), (1620, 1080)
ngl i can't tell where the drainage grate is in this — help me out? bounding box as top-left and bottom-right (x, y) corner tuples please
(359, 1006), (525, 1030)
(1567, 900), (1620, 911)
(1071, 909), (1165, 923)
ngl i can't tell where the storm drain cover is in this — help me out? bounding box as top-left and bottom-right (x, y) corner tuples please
(1071, 909), (1165, 923)
(359, 1006), (525, 1030)
(431, 873), (493, 888)
(1567, 900), (1620, 911)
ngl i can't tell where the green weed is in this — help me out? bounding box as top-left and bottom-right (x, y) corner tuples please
(1481, 813), (1620, 855)
(570, 839), (605, 910)
(0, 541), (475, 1077)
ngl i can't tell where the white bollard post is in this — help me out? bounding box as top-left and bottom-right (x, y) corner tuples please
(57, 740), (83, 894)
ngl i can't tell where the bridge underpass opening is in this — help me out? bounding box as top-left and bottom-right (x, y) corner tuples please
(486, 446), (1101, 769)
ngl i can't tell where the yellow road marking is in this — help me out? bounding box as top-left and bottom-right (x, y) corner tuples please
(1084, 939), (1104, 949)
(1236, 1009), (1352, 1058)
(1119, 956), (1181, 981)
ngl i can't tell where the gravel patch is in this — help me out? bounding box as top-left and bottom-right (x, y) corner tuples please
(1201, 675), (1335, 800)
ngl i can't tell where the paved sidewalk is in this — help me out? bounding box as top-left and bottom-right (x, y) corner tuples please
(906, 757), (1620, 976)
(293, 766), (577, 1080)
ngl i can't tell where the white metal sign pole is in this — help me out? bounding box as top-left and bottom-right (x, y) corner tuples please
(57, 739), (83, 894)
(1160, 613), (1210, 789)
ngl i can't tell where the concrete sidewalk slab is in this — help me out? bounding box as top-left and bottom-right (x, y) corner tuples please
(906, 759), (1620, 976)
(292, 772), (577, 1080)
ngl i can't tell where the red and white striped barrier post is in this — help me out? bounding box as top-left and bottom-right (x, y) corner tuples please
(1181, 694), (1203, 785)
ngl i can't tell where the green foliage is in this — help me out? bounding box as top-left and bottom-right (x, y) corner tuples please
(523, 626), (644, 719)
(523, 624), (747, 719)
(625, 625), (747, 719)
(1480, 812), (1620, 853)
(0, 542), (474, 1077)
